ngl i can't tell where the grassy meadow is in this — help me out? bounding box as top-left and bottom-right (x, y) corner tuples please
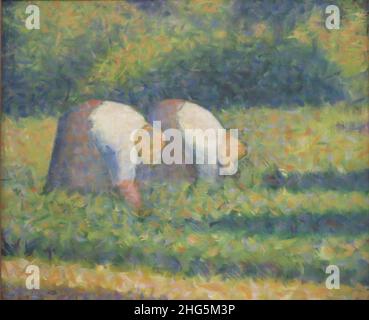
(1, 0), (368, 299)
(2, 104), (369, 299)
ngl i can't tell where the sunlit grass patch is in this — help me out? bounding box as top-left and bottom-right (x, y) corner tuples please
(2, 258), (369, 300)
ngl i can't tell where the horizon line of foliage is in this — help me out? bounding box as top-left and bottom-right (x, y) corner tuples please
(2, 0), (368, 117)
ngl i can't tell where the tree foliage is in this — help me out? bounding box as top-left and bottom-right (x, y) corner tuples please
(2, 0), (367, 116)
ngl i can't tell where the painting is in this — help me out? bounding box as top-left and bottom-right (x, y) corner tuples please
(1, 0), (368, 301)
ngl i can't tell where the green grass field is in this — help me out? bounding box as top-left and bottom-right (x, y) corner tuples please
(2, 104), (369, 299)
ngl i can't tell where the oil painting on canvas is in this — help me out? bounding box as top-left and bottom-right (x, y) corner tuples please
(1, 0), (368, 300)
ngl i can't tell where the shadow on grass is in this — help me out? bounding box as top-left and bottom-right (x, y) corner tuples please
(2, 283), (151, 300)
(263, 169), (369, 192)
(3, 210), (369, 286)
(209, 211), (369, 237)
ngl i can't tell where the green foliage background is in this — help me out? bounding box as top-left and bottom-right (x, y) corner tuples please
(2, 0), (368, 116)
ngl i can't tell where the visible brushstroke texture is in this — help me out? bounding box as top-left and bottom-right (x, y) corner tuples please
(3, 1), (367, 117)
(44, 100), (161, 209)
(44, 100), (112, 194)
(3, 258), (369, 299)
(147, 99), (247, 183)
(138, 99), (198, 186)
(1, 0), (368, 300)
